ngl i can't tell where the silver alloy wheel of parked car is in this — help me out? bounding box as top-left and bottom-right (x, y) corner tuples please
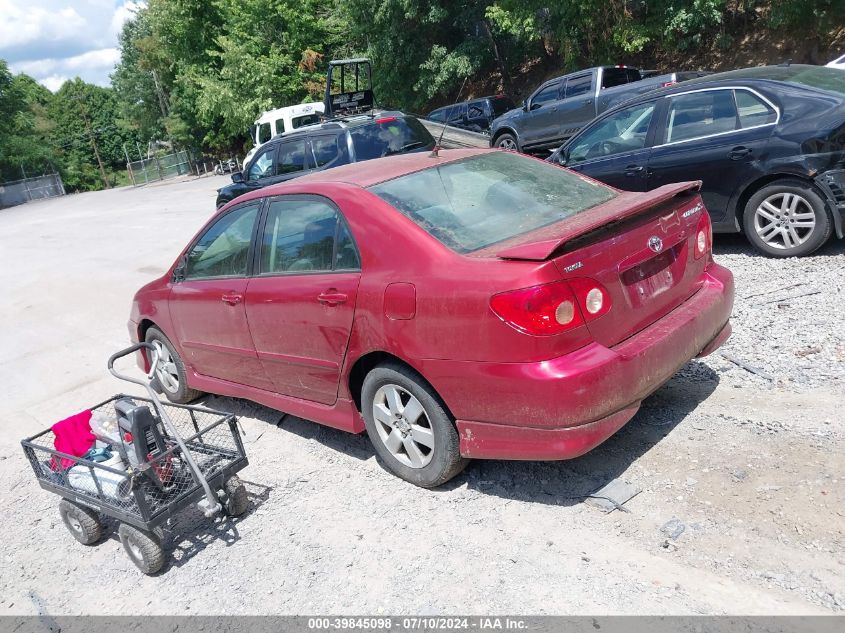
(151, 339), (180, 394)
(496, 135), (517, 150)
(754, 192), (817, 250)
(371, 384), (435, 468)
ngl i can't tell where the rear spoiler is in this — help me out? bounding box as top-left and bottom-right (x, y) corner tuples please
(495, 181), (702, 261)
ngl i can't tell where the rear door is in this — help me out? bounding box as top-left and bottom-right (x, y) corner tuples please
(244, 195), (362, 405)
(555, 73), (597, 139)
(647, 88), (777, 225)
(168, 201), (275, 391)
(308, 132), (351, 173)
(562, 100), (660, 191)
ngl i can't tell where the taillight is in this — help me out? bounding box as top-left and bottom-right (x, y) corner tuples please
(694, 209), (712, 260)
(490, 281), (584, 335)
(490, 278), (612, 335)
(567, 277), (612, 321)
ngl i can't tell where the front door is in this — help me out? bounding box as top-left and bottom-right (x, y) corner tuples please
(562, 100), (659, 191)
(168, 201), (274, 391)
(647, 88), (777, 225)
(245, 195), (361, 405)
(521, 80), (563, 148)
(555, 73), (597, 140)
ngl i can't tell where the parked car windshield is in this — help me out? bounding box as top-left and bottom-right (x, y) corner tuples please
(350, 117), (435, 160)
(369, 152), (616, 254)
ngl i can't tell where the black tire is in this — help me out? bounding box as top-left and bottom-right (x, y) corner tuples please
(220, 475), (249, 517)
(118, 523), (165, 575)
(59, 499), (103, 545)
(144, 326), (202, 404)
(743, 179), (832, 257)
(494, 132), (519, 152)
(361, 362), (468, 488)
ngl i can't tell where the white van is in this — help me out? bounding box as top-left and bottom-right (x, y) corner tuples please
(245, 102), (325, 164)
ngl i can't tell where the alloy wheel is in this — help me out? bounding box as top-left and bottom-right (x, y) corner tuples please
(754, 192), (816, 251)
(371, 384), (435, 469)
(497, 137), (516, 150)
(151, 340), (180, 394)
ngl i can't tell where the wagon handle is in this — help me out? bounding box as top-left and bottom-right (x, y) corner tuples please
(107, 342), (222, 518)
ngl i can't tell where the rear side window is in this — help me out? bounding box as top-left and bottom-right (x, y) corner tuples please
(293, 113), (321, 129)
(186, 204), (259, 279)
(369, 152), (615, 254)
(735, 90), (777, 128)
(565, 74), (592, 98)
(310, 135), (349, 169)
(665, 90), (738, 143)
(277, 140), (307, 174)
(350, 117), (435, 161)
(601, 67), (641, 89)
(259, 198), (359, 274)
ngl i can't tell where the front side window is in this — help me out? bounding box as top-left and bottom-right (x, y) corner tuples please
(259, 198), (360, 274)
(665, 90), (738, 143)
(568, 102), (656, 162)
(369, 152), (615, 254)
(248, 146), (276, 181)
(276, 140), (307, 175)
(186, 204), (259, 280)
(531, 82), (561, 107)
(735, 90), (777, 128)
(257, 122), (272, 144)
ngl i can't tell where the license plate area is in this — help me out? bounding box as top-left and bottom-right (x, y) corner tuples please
(621, 242), (684, 308)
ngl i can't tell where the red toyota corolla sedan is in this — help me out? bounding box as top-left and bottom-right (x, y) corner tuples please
(129, 149), (734, 487)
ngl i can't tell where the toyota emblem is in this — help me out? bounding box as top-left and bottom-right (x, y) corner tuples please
(648, 236), (663, 253)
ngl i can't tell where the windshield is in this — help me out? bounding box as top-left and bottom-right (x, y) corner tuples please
(350, 117), (435, 161)
(292, 113), (321, 129)
(369, 152), (616, 254)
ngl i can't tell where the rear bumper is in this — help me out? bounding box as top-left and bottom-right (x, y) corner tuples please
(421, 263), (734, 460)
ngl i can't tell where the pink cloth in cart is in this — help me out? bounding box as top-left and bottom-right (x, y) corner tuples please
(51, 410), (96, 471)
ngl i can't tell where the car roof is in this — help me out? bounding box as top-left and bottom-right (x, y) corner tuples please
(274, 148), (492, 189)
(267, 111), (409, 142)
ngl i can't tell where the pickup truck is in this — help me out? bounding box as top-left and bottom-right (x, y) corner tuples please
(489, 66), (708, 154)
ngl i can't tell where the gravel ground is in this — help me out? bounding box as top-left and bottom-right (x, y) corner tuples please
(0, 179), (842, 615)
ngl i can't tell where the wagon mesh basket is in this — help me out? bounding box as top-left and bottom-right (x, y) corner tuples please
(22, 395), (246, 528)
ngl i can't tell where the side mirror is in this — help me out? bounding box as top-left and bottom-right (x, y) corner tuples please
(172, 257), (187, 283)
(557, 147), (570, 166)
(521, 100), (527, 112)
(530, 102), (543, 111)
(231, 171), (244, 184)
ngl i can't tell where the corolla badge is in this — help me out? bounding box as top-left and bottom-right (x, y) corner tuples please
(648, 236), (664, 253)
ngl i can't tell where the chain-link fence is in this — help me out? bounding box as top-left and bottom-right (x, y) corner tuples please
(0, 173), (65, 209)
(127, 150), (192, 186)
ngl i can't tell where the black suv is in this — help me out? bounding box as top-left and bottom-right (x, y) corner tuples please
(216, 113), (435, 208)
(427, 95), (516, 133)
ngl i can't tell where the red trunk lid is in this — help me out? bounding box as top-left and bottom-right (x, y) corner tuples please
(493, 182), (710, 347)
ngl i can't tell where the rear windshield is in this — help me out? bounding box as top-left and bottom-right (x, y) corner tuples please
(490, 96), (516, 115)
(368, 152), (616, 254)
(350, 117), (435, 161)
(602, 67), (642, 88)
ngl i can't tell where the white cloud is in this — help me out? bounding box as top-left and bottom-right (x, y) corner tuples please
(1, 1), (146, 91)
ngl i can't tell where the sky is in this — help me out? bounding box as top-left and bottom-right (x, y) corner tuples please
(1, 0), (145, 92)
